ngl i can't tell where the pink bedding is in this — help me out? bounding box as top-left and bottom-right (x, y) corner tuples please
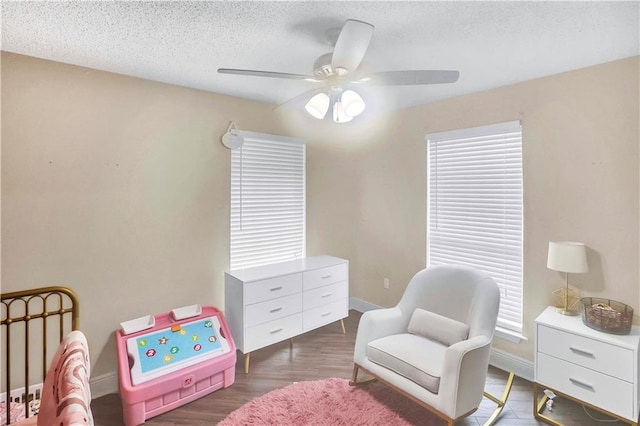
(37, 330), (93, 425)
(2, 331), (93, 426)
(0, 401), (36, 426)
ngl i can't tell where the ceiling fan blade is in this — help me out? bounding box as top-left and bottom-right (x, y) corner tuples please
(331, 19), (374, 73)
(355, 70), (460, 85)
(273, 87), (325, 111)
(218, 68), (321, 82)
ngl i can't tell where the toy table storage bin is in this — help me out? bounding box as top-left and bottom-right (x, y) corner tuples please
(116, 306), (236, 426)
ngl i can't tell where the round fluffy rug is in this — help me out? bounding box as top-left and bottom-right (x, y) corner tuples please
(218, 377), (442, 425)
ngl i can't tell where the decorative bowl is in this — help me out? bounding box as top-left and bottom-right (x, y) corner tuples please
(581, 297), (633, 335)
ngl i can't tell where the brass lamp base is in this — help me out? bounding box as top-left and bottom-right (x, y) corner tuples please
(555, 307), (579, 316)
(552, 287), (580, 316)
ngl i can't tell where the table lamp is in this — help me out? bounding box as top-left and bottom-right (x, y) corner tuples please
(547, 241), (589, 315)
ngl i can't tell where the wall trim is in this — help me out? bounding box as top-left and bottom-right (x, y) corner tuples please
(94, 297), (533, 398)
(489, 347), (534, 382)
(349, 296), (534, 382)
(349, 296), (381, 313)
(90, 372), (118, 398)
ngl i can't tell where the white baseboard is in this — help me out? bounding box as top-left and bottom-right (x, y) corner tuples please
(90, 372), (118, 398)
(349, 296), (381, 313)
(349, 296), (535, 382)
(489, 347), (534, 382)
(94, 297), (533, 399)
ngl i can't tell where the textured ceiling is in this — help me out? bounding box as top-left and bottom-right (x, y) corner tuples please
(2, 1), (639, 112)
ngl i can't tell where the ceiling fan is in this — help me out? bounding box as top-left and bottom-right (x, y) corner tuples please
(218, 19), (459, 123)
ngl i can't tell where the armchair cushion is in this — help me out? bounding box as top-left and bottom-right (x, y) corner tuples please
(408, 308), (470, 346)
(366, 333), (447, 394)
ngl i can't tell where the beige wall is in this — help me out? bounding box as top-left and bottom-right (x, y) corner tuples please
(0, 52), (294, 379)
(2, 51), (638, 387)
(302, 56), (640, 360)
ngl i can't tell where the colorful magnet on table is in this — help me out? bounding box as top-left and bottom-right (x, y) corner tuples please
(171, 325), (181, 332)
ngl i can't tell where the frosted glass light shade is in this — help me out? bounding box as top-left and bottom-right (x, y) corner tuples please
(547, 241), (588, 273)
(305, 93), (330, 119)
(341, 90), (366, 117)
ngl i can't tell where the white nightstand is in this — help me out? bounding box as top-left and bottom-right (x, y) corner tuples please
(534, 306), (640, 425)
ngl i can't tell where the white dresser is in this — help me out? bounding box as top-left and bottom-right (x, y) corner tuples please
(224, 255), (349, 373)
(534, 306), (640, 425)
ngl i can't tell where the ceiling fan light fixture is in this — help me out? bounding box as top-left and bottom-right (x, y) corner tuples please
(305, 92), (330, 119)
(341, 89), (366, 117)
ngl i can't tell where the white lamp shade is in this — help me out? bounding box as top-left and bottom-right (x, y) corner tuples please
(547, 241), (589, 273)
(341, 89), (366, 117)
(305, 93), (330, 119)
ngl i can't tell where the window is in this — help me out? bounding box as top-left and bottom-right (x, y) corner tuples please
(230, 132), (306, 270)
(426, 121), (523, 334)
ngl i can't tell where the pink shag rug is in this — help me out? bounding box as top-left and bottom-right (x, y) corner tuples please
(218, 377), (442, 425)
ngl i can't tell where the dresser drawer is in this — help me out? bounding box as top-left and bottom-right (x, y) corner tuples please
(537, 353), (634, 420)
(303, 263), (348, 291)
(303, 281), (348, 311)
(303, 299), (348, 332)
(245, 293), (302, 327)
(538, 324), (633, 381)
(245, 314), (302, 353)
(245, 273), (302, 305)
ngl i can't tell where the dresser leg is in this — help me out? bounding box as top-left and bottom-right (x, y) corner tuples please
(244, 353), (251, 374)
(340, 319), (346, 334)
(289, 338), (293, 348)
(533, 383), (563, 426)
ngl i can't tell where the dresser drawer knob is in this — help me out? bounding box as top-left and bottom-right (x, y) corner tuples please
(569, 377), (595, 390)
(321, 311), (332, 317)
(321, 274), (332, 279)
(270, 286), (283, 292)
(269, 307), (283, 313)
(569, 346), (595, 358)
(270, 327), (283, 334)
(321, 293), (332, 298)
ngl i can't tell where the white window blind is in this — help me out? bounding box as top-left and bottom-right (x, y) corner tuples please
(230, 131), (306, 270)
(426, 121), (523, 333)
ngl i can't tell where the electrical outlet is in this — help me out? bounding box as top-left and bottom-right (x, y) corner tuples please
(383, 278), (390, 289)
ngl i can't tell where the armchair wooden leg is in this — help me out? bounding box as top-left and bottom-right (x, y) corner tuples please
(349, 364), (359, 385)
(349, 363), (377, 386)
(482, 371), (515, 426)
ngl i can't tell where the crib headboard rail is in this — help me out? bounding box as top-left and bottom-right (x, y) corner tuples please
(1, 286), (80, 424)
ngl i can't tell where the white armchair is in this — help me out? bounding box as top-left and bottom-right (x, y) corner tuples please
(351, 265), (501, 425)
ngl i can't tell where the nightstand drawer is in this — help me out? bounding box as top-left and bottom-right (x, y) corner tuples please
(537, 324), (633, 381)
(303, 281), (348, 311)
(537, 352), (634, 420)
(245, 273), (302, 305)
(245, 313), (302, 353)
(245, 293), (302, 327)
(303, 263), (348, 291)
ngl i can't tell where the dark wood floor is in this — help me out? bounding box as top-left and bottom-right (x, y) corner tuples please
(92, 310), (618, 425)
